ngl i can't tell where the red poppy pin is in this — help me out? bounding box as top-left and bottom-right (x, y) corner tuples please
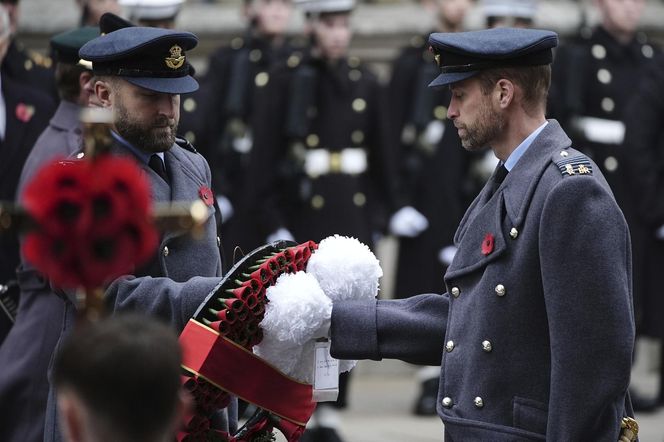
(15, 103), (35, 123)
(198, 185), (214, 206)
(481, 233), (495, 255)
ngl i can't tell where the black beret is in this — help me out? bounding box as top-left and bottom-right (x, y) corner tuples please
(50, 26), (99, 66)
(428, 27), (558, 88)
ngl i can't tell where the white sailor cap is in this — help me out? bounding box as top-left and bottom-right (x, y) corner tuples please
(295, 0), (355, 15)
(481, 0), (538, 19)
(119, 0), (184, 22)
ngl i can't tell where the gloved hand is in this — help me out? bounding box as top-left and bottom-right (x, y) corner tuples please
(656, 225), (664, 240)
(389, 206), (429, 237)
(216, 195), (234, 223)
(266, 227), (295, 244)
(438, 245), (458, 266)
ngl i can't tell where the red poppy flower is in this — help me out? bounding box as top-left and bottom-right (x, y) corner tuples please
(15, 102), (34, 123)
(20, 155), (157, 289)
(481, 233), (495, 256)
(198, 185), (214, 206)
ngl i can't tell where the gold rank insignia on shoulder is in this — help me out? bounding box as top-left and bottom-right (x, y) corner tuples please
(165, 45), (185, 69)
(554, 154), (593, 177)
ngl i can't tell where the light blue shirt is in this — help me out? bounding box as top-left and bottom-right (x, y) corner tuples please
(110, 130), (165, 165)
(503, 121), (548, 172)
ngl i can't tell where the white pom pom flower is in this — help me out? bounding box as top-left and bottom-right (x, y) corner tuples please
(306, 235), (383, 303)
(254, 272), (332, 381)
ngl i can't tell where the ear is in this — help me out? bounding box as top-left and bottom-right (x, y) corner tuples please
(57, 392), (85, 442)
(94, 79), (114, 108)
(495, 78), (515, 109)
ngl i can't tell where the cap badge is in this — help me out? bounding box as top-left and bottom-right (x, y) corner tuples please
(428, 46), (442, 67)
(165, 45), (185, 70)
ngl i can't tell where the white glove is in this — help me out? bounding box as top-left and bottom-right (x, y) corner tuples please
(266, 227), (295, 244)
(438, 245), (458, 266)
(656, 225), (664, 240)
(215, 195), (234, 223)
(389, 206), (429, 237)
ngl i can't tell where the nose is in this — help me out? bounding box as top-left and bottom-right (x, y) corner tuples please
(447, 98), (459, 120)
(158, 94), (177, 119)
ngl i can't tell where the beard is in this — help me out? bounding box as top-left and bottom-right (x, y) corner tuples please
(114, 99), (178, 153)
(456, 98), (505, 151)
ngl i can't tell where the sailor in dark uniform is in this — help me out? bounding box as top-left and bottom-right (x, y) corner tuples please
(179, 0), (300, 265)
(0, 0), (56, 99)
(623, 53), (664, 411)
(548, 0), (658, 411)
(387, 0), (475, 417)
(0, 5), (55, 347)
(248, 0), (402, 439)
(0, 25), (99, 442)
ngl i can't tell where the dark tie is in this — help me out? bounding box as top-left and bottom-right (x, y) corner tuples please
(490, 164), (509, 196)
(148, 154), (169, 184)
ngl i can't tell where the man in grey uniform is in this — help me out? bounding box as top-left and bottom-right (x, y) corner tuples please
(37, 26), (236, 441)
(328, 28), (636, 441)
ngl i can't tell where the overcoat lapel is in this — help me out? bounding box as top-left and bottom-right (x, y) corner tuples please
(447, 120), (572, 279)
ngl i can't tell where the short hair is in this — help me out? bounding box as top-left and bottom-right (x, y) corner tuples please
(54, 63), (88, 102)
(476, 64), (551, 114)
(53, 314), (183, 442)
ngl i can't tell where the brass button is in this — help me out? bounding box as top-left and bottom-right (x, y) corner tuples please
(24, 59), (33, 71)
(445, 340), (455, 352)
(348, 56), (360, 68)
(601, 97), (615, 113)
(249, 49), (262, 63)
(560, 150), (568, 157)
(349, 69), (362, 82)
(183, 97), (196, 113)
(642, 44), (654, 58)
(163, 246), (170, 257)
(433, 105), (447, 120)
(442, 397), (453, 408)
(451, 287), (460, 298)
(474, 397), (484, 408)
(311, 195), (325, 210)
(495, 284), (506, 297)
(287, 54), (301, 68)
(255, 72), (269, 87)
(597, 68), (612, 84)
(353, 192), (366, 207)
(482, 340), (493, 352)
(184, 131), (196, 144)
(216, 236), (221, 247)
(509, 227), (518, 239)
(76, 152), (85, 159)
(591, 44), (606, 59)
(306, 134), (319, 148)
(351, 130), (364, 144)
(230, 37), (244, 50)
(352, 98), (367, 113)
(604, 156), (619, 172)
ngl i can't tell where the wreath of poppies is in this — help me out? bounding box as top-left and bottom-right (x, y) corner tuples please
(21, 155), (158, 289)
(180, 240), (317, 442)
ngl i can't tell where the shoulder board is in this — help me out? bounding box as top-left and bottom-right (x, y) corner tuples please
(552, 149), (593, 177)
(176, 136), (197, 153)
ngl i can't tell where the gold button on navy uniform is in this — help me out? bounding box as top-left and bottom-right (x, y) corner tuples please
(163, 246), (170, 257)
(495, 284), (506, 297)
(445, 340), (455, 352)
(474, 397), (484, 408)
(482, 340), (493, 352)
(451, 287), (460, 298)
(509, 227), (518, 239)
(442, 397), (453, 408)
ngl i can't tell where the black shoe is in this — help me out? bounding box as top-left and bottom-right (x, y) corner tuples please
(413, 378), (439, 416)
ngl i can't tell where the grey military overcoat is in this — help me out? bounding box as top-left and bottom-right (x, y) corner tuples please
(41, 139), (236, 441)
(331, 120), (635, 441)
